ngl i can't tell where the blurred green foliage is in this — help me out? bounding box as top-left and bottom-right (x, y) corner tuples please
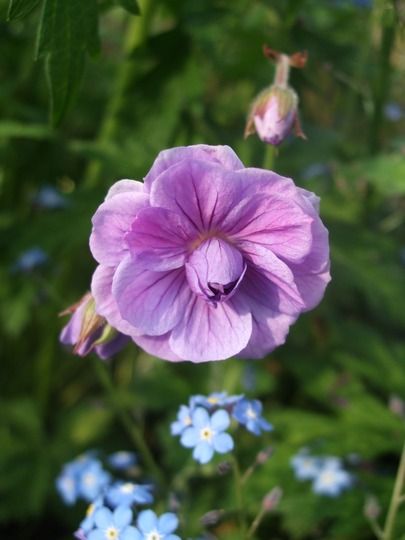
(0, 0), (404, 538)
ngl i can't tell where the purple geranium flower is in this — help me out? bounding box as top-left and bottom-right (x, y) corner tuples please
(133, 510), (181, 540)
(232, 398), (273, 435)
(89, 145), (330, 362)
(180, 407), (234, 464)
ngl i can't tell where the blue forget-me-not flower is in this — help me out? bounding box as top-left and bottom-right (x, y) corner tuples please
(133, 510), (181, 540)
(232, 398), (273, 435)
(180, 407), (234, 464)
(106, 482), (153, 508)
(88, 505), (138, 540)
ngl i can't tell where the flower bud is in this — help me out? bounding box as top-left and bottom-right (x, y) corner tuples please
(246, 84), (298, 146)
(60, 293), (128, 359)
(245, 47), (307, 146)
(363, 495), (381, 521)
(262, 486), (282, 512)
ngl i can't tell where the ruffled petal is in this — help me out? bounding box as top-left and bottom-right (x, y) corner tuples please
(169, 295), (252, 362)
(105, 179), (144, 200)
(91, 265), (141, 337)
(90, 191), (149, 266)
(223, 193), (313, 263)
(131, 333), (181, 361)
(126, 207), (194, 271)
(113, 256), (191, 336)
(144, 144), (244, 192)
(239, 244), (305, 314)
(150, 160), (244, 233)
(236, 268), (297, 358)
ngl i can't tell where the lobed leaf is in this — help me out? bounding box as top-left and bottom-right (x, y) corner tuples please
(36, 0), (100, 125)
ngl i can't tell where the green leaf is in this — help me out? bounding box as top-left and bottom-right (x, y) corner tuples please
(7, 0), (40, 20)
(118, 0), (140, 15)
(343, 153), (405, 196)
(0, 121), (52, 139)
(36, 0), (100, 125)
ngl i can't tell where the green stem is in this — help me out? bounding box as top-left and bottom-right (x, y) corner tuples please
(263, 144), (276, 171)
(231, 455), (247, 539)
(92, 358), (165, 487)
(247, 506), (266, 539)
(382, 440), (405, 540)
(84, 0), (155, 189)
(368, 518), (383, 540)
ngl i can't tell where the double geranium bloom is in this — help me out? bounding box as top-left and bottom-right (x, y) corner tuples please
(89, 144), (330, 362)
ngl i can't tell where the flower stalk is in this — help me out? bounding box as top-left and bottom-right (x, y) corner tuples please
(381, 440), (405, 540)
(231, 455), (247, 539)
(92, 358), (165, 487)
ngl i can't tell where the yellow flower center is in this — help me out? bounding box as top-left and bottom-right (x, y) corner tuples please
(83, 473), (96, 487)
(105, 526), (119, 540)
(246, 407), (257, 419)
(121, 482), (135, 494)
(200, 426), (214, 442)
(146, 530), (163, 540)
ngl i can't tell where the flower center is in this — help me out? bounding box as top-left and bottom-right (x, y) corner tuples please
(120, 482), (135, 493)
(105, 527), (119, 540)
(83, 473), (96, 487)
(146, 530), (163, 540)
(246, 407), (257, 419)
(186, 237), (246, 304)
(200, 426), (214, 442)
(320, 471), (335, 486)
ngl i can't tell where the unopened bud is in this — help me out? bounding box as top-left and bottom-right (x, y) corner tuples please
(168, 492), (181, 513)
(245, 46), (307, 146)
(59, 292), (128, 359)
(256, 446), (274, 465)
(217, 461), (232, 476)
(200, 509), (225, 527)
(245, 85), (298, 146)
(389, 394), (405, 417)
(262, 486), (283, 512)
(363, 495), (381, 521)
